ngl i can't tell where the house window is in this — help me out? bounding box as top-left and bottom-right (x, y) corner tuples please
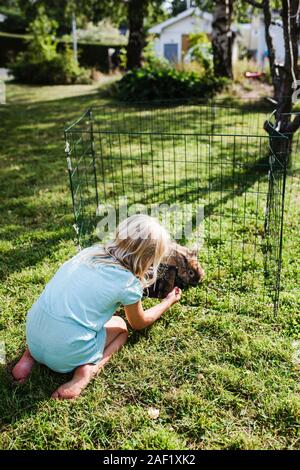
(164, 43), (178, 62)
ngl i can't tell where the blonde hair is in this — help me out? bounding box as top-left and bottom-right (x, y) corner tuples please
(81, 214), (170, 287)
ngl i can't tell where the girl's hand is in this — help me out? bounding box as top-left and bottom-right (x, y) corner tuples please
(125, 287), (182, 330)
(165, 287), (182, 306)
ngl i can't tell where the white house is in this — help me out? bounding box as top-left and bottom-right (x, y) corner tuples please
(149, 6), (291, 70)
(149, 7), (241, 65)
(149, 7), (213, 63)
(238, 15), (286, 69)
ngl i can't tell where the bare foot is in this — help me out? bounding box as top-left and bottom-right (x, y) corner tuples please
(51, 364), (96, 400)
(12, 348), (36, 384)
(52, 328), (128, 400)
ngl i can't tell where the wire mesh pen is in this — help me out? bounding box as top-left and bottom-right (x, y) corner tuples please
(64, 100), (289, 312)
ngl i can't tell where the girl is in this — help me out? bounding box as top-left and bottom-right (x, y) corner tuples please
(12, 215), (182, 399)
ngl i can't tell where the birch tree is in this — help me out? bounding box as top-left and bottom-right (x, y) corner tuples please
(211, 0), (234, 78)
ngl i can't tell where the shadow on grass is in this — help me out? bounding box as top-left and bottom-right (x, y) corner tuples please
(0, 227), (74, 281)
(0, 362), (72, 426)
(0, 89), (274, 284)
(0, 88), (105, 281)
(0, 328), (147, 427)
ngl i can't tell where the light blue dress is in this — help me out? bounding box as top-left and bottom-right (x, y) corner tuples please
(26, 246), (143, 373)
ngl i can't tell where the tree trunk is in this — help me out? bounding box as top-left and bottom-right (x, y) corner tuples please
(276, 0), (300, 132)
(246, 0), (300, 164)
(211, 0), (234, 79)
(257, 0), (300, 132)
(262, 1), (277, 94)
(263, 0), (300, 166)
(126, 0), (149, 70)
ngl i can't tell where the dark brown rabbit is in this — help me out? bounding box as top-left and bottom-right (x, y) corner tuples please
(145, 242), (205, 298)
(164, 242), (205, 288)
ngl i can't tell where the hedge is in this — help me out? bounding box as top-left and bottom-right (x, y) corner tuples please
(0, 32), (123, 72)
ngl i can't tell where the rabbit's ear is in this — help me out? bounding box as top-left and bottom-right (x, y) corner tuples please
(187, 244), (198, 257)
(187, 241), (200, 257)
(188, 249), (198, 258)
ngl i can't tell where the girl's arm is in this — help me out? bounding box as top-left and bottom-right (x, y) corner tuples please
(124, 287), (182, 331)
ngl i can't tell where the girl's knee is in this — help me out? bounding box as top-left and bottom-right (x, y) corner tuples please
(121, 329), (129, 342)
(112, 315), (128, 334)
(119, 320), (129, 343)
(119, 319), (128, 337)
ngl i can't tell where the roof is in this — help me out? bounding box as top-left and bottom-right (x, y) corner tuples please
(149, 7), (212, 35)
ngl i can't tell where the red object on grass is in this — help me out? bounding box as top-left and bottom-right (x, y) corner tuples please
(245, 71), (266, 79)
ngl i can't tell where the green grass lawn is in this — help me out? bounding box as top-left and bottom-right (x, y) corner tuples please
(0, 82), (299, 450)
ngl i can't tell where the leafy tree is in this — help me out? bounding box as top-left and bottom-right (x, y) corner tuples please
(11, 6), (89, 84)
(169, 0), (189, 16)
(0, 0), (19, 12)
(146, 1), (168, 27)
(16, 0), (166, 71)
(189, 32), (212, 71)
(27, 7), (58, 62)
(194, 0), (213, 13)
(17, 0), (126, 33)
(18, 0), (71, 32)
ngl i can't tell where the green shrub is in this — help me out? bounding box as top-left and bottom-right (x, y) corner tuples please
(12, 47), (91, 85)
(116, 64), (228, 101)
(188, 32), (213, 72)
(10, 7), (91, 85)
